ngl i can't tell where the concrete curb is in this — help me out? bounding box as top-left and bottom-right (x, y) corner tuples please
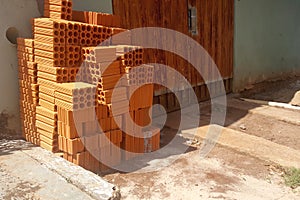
(21, 146), (121, 200)
(226, 98), (300, 126)
(182, 125), (300, 169)
(240, 98), (300, 111)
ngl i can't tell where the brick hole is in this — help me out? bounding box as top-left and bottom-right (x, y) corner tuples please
(79, 89), (84, 95)
(63, 76), (68, 82)
(80, 103), (85, 109)
(86, 88), (91, 94)
(73, 89), (78, 96)
(54, 30), (59, 36)
(93, 26), (98, 32)
(86, 39), (91, 45)
(57, 76), (62, 82)
(87, 25), (92, 32)
(87, 102), (92, 107)
(68, 24), (73, 30)
(74, 24), (79, 30)
(74, 104), (78, 110)
(70, 75), (75, 81)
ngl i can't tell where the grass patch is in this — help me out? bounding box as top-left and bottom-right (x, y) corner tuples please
(284, 167), (300, 189)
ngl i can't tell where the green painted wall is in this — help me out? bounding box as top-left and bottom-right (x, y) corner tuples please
(234, 0), (300, 91)
(73, 0), (112, 13)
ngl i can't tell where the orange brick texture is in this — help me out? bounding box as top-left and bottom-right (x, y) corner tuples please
(17, 0), (160, 174)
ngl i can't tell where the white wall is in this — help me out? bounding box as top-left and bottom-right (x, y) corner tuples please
(0, 0), (41, 134)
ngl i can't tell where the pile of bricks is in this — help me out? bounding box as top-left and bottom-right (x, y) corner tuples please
(18, 38), (39, 145)
(72, 10), (121, 27)
(17, 0), (160, 173)
(44, 0), (73, 20)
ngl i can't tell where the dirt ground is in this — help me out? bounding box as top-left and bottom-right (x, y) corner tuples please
(104, 144), (299, 200)
(240, 75), (300, 104)
(103, 103), (300, 200)
(103, 78), (300, 200)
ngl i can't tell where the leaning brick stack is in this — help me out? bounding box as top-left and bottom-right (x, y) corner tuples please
(17, 0), (160, 174)
(17, 38), (39, 145)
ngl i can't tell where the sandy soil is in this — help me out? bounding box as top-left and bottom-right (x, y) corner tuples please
(104, 145), (300, 200)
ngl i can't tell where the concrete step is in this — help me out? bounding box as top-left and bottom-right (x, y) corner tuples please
(227, 98), (300, 126)
(182, 125), (300, 168)
(0, 140), (120, 200)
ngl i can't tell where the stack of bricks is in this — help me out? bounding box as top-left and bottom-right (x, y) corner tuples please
(17, 38), (39, 145)
(17, 0), (160, 174)
(118, 47), (158, 160)
(55, 82), (98, 172)
(34, 17), (66, 152)
(72, 10), (121, 27)
(44, 0), (73, 20)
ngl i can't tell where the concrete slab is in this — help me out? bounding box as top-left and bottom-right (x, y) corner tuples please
(228, 98), (300, 126)
(0, 140), (120, 200)
(182, 125), (300, 168)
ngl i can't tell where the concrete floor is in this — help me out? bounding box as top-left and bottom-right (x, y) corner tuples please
(0, 140), (93, 200)
(0, 140), (116, 200)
